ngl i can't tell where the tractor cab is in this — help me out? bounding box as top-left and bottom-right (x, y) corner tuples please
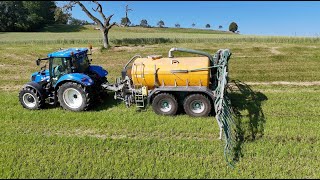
(34, 48), (91, 86)
(46, 48), (90, 85)
(20, 47), (108, 111)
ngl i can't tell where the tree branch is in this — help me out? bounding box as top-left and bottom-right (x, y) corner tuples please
(107, 22), (118, 30)
(92, 1), (108, 25)
(75, 1), (104, 28)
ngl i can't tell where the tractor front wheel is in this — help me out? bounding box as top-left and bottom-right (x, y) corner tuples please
(19, 87), (44, 110)
(57, 82), (91, 111)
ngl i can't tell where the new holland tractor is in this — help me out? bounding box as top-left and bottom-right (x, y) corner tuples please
(19, 47), (108, 111)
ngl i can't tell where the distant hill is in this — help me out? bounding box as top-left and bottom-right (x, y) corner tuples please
(41, 24), (235, 35)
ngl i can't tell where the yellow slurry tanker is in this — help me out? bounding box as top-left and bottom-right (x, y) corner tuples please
(104, 47), (231, 118)
(104, 47), (236, 166)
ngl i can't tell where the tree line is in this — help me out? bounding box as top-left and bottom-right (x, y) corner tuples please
(122, 19), (238, 33)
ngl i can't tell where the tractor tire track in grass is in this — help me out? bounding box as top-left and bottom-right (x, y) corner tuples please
(48, 129), (221, 142)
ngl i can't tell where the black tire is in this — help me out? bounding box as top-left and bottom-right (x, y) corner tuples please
(19, 86), (44, 110)
(183, 94), (211, 117)
(57, 82), (91, 111)
(152, 93), (178, 116)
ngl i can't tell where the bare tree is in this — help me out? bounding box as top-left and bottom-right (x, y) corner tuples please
(64, 1), (117, 48)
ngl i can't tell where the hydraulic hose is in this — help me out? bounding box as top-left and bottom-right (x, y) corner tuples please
(168, 47), (214, 63)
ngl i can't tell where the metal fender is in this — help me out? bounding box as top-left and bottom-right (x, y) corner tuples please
(54, 73), (94, 88)
(89, 65), (108, 78)
(23, 81), (44, 96)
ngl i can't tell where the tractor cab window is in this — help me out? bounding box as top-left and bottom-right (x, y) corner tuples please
(72, 53), (89, 73)
(50, 57), (71, 83)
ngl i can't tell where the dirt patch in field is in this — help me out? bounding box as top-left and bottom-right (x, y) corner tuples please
(270, 47), (281, 55)
(111, 45), (147, 52)
(91, 47), (100, 52)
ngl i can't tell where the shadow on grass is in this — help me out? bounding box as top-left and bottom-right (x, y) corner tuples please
(90, 91), (122, 111)
(227, 79), (268, 162)
(42, 92), (121, 111)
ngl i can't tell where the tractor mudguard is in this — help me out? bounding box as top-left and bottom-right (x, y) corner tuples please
(89, 65), (108, 78)
(23, 81), (44, 96)
(54, 73), (94, 89)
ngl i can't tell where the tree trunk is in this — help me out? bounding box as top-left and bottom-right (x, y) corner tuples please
(101, 28), (109, 48)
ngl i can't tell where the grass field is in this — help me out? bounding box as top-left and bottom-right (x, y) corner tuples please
(0, 25), (320, 178)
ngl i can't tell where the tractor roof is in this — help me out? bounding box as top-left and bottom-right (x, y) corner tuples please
(47, 48), (88, 58)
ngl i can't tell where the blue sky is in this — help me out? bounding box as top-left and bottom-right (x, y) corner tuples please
(57, 1), (320, 37)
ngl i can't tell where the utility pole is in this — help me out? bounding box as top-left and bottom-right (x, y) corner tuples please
(126, 5), (132, 20)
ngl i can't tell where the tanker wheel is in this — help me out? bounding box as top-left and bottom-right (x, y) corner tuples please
(152, 93), (178, 116)
(19, 87), (44, 110)
(57, 82), (91, 111)
(183, 94), (211, 117)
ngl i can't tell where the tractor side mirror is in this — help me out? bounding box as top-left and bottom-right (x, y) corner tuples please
(36, 59), (40, 66)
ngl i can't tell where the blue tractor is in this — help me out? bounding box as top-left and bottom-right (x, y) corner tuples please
(18, 47), (108, 111)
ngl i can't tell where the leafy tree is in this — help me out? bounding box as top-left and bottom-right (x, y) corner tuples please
(22, 1), (56, 30)
(120, 17), (131, 26)
(192, 23), (195, 27)
(218, 25), (223, 29)
(205, 24), (211, 28)
(157, 20), (165, 28)
(0, 1), (26, 31)
(54, 6), (71, 24)
(140, 19), (149, 27)
(64, 1), (118, 48)
(175, 23), (180, 28)
(0, 1), (56, 31)
(229, 22), (238, 33)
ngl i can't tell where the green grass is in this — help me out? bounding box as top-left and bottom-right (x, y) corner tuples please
(1, 85), (320, 178)
(1, 25), (320, 178)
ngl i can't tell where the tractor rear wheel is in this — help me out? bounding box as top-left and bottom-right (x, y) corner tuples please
(183, 94), (211, 117)
(152, 93), (178, 116)
(19, 87), (44, 110)
(57, 82), (91, 111)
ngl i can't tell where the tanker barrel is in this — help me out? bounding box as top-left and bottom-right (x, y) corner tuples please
(168, 47), (214, 64)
